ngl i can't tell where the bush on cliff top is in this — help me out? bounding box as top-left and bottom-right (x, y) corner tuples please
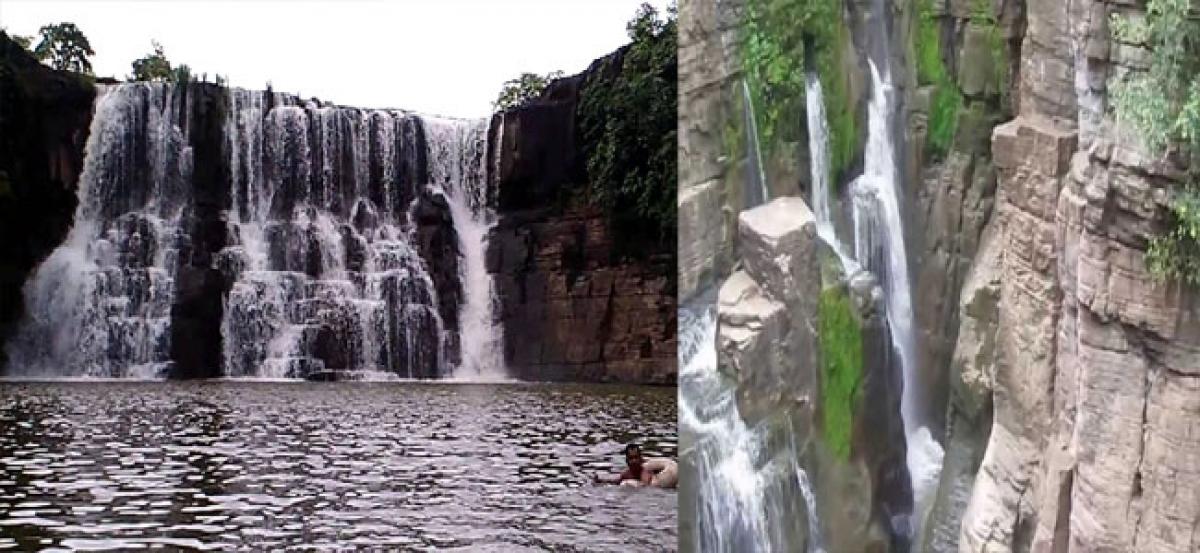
(493, 71), (565, 112)
(578, 3), (677, 250)
(29, 23), (94, 75)
(818, 286), (862, 461)
(1111, 0), (1200, 286)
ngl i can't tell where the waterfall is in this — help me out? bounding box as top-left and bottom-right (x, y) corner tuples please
(741, 79), (770, 207)
(680, 297), (824, 552)
(5, 84), (189, 378)
(850, 60), (944, 529)
(421, 116), (506, 380)
(804, 71), (857, 270)
(806, 72), (832, 229)
(218, 89), (446, 379)
(5, 82), (504, 381)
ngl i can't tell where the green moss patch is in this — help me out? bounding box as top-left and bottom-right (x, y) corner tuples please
(914, 0), (962, 159)
(818, 286), (863, 460)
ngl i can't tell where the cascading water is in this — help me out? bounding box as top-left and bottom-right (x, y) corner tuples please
(806, 72), (832, 229)
(804, 70), (856, 269)
(5, 84), (189, 378)
(422, 116), (506, 380)
(741, 79), (770, 207)
(850, 59), (943, 528)
(5, 81), (505, 381)
(679, 297), (824, 553)
(218, 89), (447, 380)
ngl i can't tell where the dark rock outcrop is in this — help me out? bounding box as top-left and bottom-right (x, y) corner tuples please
(488, 72), (589, 212)
(0, 32), (95, 369)
(169, 83), (232, 378)
(412, 187), (463, 367)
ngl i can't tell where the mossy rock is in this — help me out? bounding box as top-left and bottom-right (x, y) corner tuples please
(817, 284), (864, 461)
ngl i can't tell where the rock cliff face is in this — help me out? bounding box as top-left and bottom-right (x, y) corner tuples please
(683, 0), (1200, 549)
(486, 53), (676, 384)
(0, 32), (95, 369)
(929, 0), (1200, 551)
(678, 0), (744, 302)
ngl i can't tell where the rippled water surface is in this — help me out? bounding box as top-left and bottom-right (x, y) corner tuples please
(0, 381), (677, 551)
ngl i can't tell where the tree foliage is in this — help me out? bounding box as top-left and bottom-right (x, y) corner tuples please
(31, 23), (94, 74)
(493, 71), (563, 112)
(1111, 0), (1200, 285)
(130, 41), (174, 82)
(578, 2), (677, 250)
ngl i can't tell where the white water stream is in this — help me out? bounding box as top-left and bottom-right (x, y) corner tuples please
(850, 60), (944, 529)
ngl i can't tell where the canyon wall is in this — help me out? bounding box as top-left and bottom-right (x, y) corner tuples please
(683, 0), (1200, 550)
(943, 1), (1200, 551)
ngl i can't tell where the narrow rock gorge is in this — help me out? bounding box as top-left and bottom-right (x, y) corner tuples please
(680, 0), (1200, 551)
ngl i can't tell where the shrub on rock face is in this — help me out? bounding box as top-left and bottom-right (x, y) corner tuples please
(740, 0), (855, 187)
(1111, 0), (1200, 285)
(578, 2), (677, 251)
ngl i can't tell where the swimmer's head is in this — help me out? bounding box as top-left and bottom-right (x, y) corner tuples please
(625, 443), (644, 473)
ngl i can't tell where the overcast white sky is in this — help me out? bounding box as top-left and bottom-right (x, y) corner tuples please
(0, 0), (670, 117)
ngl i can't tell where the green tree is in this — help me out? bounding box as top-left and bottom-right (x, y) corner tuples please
(1111, 0), (1200, 285)
(578, 2), (677, 248)
(31, 23), (94, 74)
(493, 70), (563, 111)
(130, 40), (173, 81)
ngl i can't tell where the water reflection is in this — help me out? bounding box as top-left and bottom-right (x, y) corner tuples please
(0, 381), (676, 551)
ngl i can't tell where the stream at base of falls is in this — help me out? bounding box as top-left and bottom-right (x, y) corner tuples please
(0, 380), (676, 551)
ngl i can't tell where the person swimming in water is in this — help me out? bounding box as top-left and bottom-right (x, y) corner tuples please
(595, 443), (677, 489)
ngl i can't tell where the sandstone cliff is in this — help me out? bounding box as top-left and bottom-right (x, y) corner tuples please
(939, 1), (1200, 551)
(681, 0), (1200, 550)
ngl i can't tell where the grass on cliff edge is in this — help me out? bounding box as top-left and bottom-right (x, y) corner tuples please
(818, 286), (863, 461)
